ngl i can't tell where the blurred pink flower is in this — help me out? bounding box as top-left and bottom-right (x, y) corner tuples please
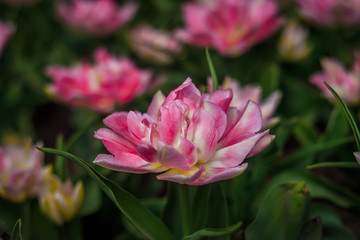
(0, 0), (39, 6)
(175, 0), (283, 56)
(296, 0), (360, 27)
(94, 78), (274, 185)
(46, 48), (152, 112)
(57, 0), (138, 36)
(209, 77), (282, 129)
(310, 58), (360, 105)
(0, 141), (48, 202)
(129, 25), (183, 65)
(0, 20), (15, 55)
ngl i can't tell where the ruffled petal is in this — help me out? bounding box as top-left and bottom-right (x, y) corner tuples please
(189, 163), (248, 185)
(94, 153), (165, 173)
(209, 131), (269, 168)
(94, 128), (137, 155)
(156, 165), (204, 184)
(218, 101), (262, 149)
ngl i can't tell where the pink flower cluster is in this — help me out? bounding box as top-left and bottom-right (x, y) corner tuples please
(296, 0), (360, 27)
(0, 20), (15, 55)
(310, 56), (360, 105)
(46, 48), (152, 112)
(56, 0), (138, 36)
(129, 25), (183, 65)
(94, 79), (274, 185)
(176, 0), (283, 56)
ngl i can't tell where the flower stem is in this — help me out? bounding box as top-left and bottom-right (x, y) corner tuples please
(179, 184), (192, 236)
(23, 201), (31, 240)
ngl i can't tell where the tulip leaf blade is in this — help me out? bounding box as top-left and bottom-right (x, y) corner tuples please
(206, 48), (218, 91)
(307, 161), (360, 169)
(181, 221), (242, 240)
(38, 147), (175, 240)
(10, 219), (22, 240)
(324, 82), (360, 151)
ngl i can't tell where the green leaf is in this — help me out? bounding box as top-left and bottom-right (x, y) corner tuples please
(296, 217), (322, 240)
(309, 204), (357, 240)
(324, 82), (360, 151)
(307, 162), (360, 169)
(192, 185), (212, 231)
(245, 182), (309, 240)
(38, 147), (175, 240)
(206, 48), (218, 91)
(10, 219), (22, 240)
(182, 221), (242, 240)
(267, 170), (360, 208)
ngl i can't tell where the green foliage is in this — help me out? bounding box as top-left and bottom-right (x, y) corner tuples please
(245, 182), (309, 240)
(38, 147), (175, 240)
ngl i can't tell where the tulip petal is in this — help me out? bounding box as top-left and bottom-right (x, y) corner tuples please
(103, 112), (129, 134)
(158, 144), (191, 171)
(146, 91), (166, 119)
(209, 131), (269, 168)
(219, 101), (262, 149)
(94, 128), (137, 155)
(94, 153), (165, 173)
(187, 108), (217, 161)
(189, 163), (248, 185)
(156, 165), (204, 184)
(247, 132), (275, 158)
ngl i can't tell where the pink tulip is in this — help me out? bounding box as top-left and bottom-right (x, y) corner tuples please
(0, 141), (48, 202)
(296, 0), (360, 27)
(209, 77), (282, 129)
(46, 48), (152, 112)
(310, 58), (360, 105)
(129, 25), (183, 65)
(94, 78), (274, 185)
(0, 20), (15, 55)
(175, 0), (283, 56)
(56, 0), (138, 36)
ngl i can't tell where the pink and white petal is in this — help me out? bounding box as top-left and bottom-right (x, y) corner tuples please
(187, 108), (217, 161)
(158, 103), (184, 145)
(136, 145), (158, 163)
(188, 163), (248, 186)
(210, 131), (268, 168)
(202, 101), (227, 142)
(179, 136), (197, 167)
(205, 88), (233, 112)
(157, 144), (192, 171)
(261, 90), (282, 122)
(103, 112), (129, 134)
(94, 153), (164, 173)
(246, 131), (274, 158)
(163, 78), (201, 111)
(219, 101), (263, 149)
(262, 117), (280, 130)
(94, 128), (137, 155)
(156, 165), (204, 184)
(146, 91), (166, 119)
(127, 111), (151, 144)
